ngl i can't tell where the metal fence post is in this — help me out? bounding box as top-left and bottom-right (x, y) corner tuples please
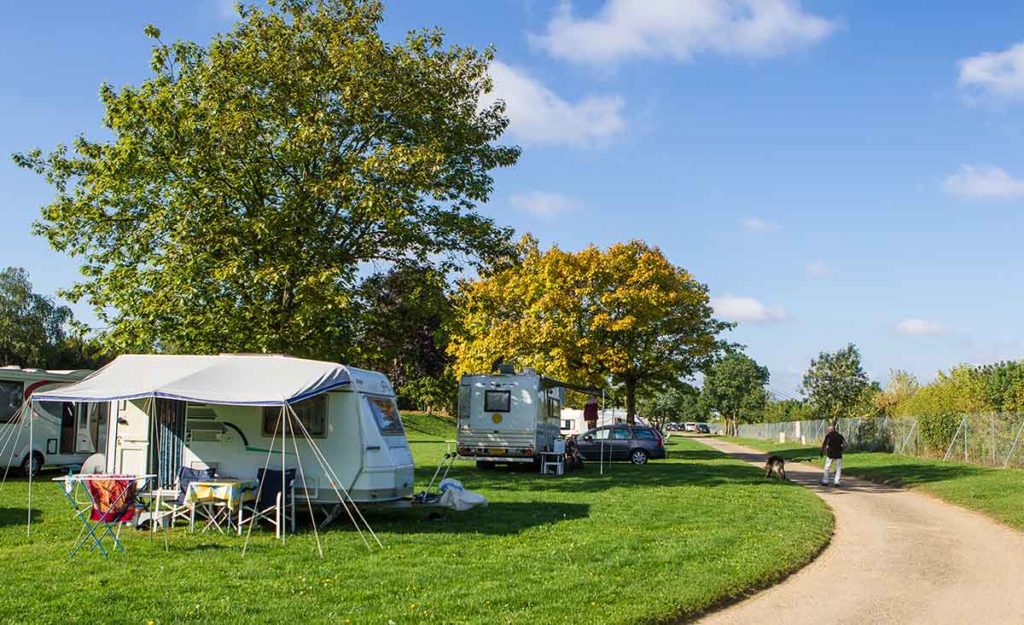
(1003, 418), (1024, 469)
(944, 416), (965, 462)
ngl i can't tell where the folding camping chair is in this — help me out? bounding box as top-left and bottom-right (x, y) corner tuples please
(55, 474), (152, 558)
(238, 468), (296, 538)
(169, 466), (216, 528)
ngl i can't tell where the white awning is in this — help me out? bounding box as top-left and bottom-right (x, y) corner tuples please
(30, 354), (356, 406)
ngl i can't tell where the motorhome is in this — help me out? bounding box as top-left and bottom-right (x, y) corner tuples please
(457, 368), (596, 467)
(0, 366), (99, 476)
(32, 354), (415, 504)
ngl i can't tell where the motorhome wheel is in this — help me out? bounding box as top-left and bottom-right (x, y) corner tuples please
(21, 452), (42, 478)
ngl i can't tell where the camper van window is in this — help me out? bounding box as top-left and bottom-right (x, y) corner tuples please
(0, 381), (21, 423)
(484, 390), (511, 413)
(548, 398), (562, 420)
(262, 395), (326, 438)
(366, 396), (404, 435)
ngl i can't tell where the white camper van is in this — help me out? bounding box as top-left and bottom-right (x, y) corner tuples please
(457, 369), (576, 467)
(33, 354), (415, 504)
(0, 366), (100, 476)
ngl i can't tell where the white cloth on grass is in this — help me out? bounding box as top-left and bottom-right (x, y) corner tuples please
(438, 478), (488, 511)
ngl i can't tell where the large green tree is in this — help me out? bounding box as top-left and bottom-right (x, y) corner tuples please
(699, 351), (769, 436)
(640, 383), (701, 431)
(450, 238), (730, 422)
(0, 267), (104, 369)
(354, 262), (455, 412)
(801, 343), (870, 423)
(14, 0), (518, 357)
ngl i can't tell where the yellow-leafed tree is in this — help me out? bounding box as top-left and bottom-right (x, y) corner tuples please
(448, 237), (731, 422)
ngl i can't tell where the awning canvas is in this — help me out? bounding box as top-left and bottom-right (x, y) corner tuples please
(30, 354), (354, 406)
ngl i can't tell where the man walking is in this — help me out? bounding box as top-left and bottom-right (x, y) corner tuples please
(820, 425), (846, 487)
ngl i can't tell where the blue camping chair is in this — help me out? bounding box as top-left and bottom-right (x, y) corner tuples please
(238, 468), (296, 538)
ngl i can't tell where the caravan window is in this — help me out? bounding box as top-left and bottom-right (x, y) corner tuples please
(0, 381), (21, 423)
(262, 395), (326, 438)
(366, 396), (404, 435)
(484, 390), (511, 413)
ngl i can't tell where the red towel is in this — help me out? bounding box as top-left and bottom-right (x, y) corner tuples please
(86, 477), (137, 522)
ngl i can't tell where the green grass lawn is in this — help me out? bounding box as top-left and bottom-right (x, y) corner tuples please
(0, 418), (831, 625)
(726, 436), (1024, 531)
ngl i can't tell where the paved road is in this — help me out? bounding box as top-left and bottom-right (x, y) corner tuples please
(694, 437), (1024, 625)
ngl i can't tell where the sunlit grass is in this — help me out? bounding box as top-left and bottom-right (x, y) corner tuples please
(0, 420), (830, 624)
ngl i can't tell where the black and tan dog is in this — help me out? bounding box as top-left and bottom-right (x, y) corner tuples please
(764, 455), (787, 480)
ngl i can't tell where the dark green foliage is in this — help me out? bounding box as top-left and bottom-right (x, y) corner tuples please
(802, 343), (869, 423)
(700, 351), (769, 435)
(0, 267), (106, 369)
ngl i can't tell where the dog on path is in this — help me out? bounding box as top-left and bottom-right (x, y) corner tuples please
(764, 455), (787, 480)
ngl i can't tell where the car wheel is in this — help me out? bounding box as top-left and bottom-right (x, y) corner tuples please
(21, 452), (42, 478)
(630, 449), (648, 465)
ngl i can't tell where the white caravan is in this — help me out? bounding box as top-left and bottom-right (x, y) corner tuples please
(457, 368), (599, 467)
(32, 354), (415, 504)
(0, 366), (100, 476)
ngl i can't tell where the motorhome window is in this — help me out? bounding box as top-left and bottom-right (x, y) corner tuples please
(262, 395), (326, 437)
(484, 390), (511, 412)
(548, 398), (562, 420)
(562, 419), (572, 430)
(0, 381), (21, 423)
(366, 396), (404, 435)
(35, 401), (64, 421)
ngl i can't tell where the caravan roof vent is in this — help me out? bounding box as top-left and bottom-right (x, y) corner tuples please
(497, 363), (516, 375)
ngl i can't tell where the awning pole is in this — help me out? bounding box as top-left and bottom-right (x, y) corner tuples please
(280, 403), (286, 543)
(242, 404), (282, 557)
(27, 402), (33, 537)
(288, 408), (323, 558)
(600, 390), (606, 476)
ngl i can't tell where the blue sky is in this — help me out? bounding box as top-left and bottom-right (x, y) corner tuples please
(4, 1), (1024, 394)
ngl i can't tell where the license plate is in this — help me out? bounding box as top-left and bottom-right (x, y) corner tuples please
(486, 447), (507, 456)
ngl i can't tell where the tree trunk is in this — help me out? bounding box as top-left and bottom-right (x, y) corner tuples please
(625, 379), (637, 425)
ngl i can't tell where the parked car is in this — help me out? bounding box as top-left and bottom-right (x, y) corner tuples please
(575, 424), (666, 465)
(666, 422), (684, 432)
(696, 423), (711, 434)
(683, 422), (697, 432)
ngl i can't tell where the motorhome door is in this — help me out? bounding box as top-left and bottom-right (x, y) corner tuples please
(113, 400), (150, 475)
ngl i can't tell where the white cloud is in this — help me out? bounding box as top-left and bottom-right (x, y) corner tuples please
(509, 192), (580, 218)
(531, 0), (836, 66)
(483, 61), (626, 147)
(958, 43), (1024, 100)
(805, 261), (833, 278)
(711, 295), (788, 323)
(944, 164), (1024, 200)
(741, 217), (780, 233)
(897, 318), (947, 336)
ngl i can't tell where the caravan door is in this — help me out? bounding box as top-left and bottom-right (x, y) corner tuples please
(112, 400), (150, 475)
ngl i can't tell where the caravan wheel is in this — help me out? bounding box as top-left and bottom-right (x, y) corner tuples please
(21, 452), (42, 478)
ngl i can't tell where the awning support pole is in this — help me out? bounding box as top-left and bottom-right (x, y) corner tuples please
(288, 408), (323, 558)
(242, 405), (282, 557)
(27, 402), (33, 537)
(288, 404), (380, 549)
